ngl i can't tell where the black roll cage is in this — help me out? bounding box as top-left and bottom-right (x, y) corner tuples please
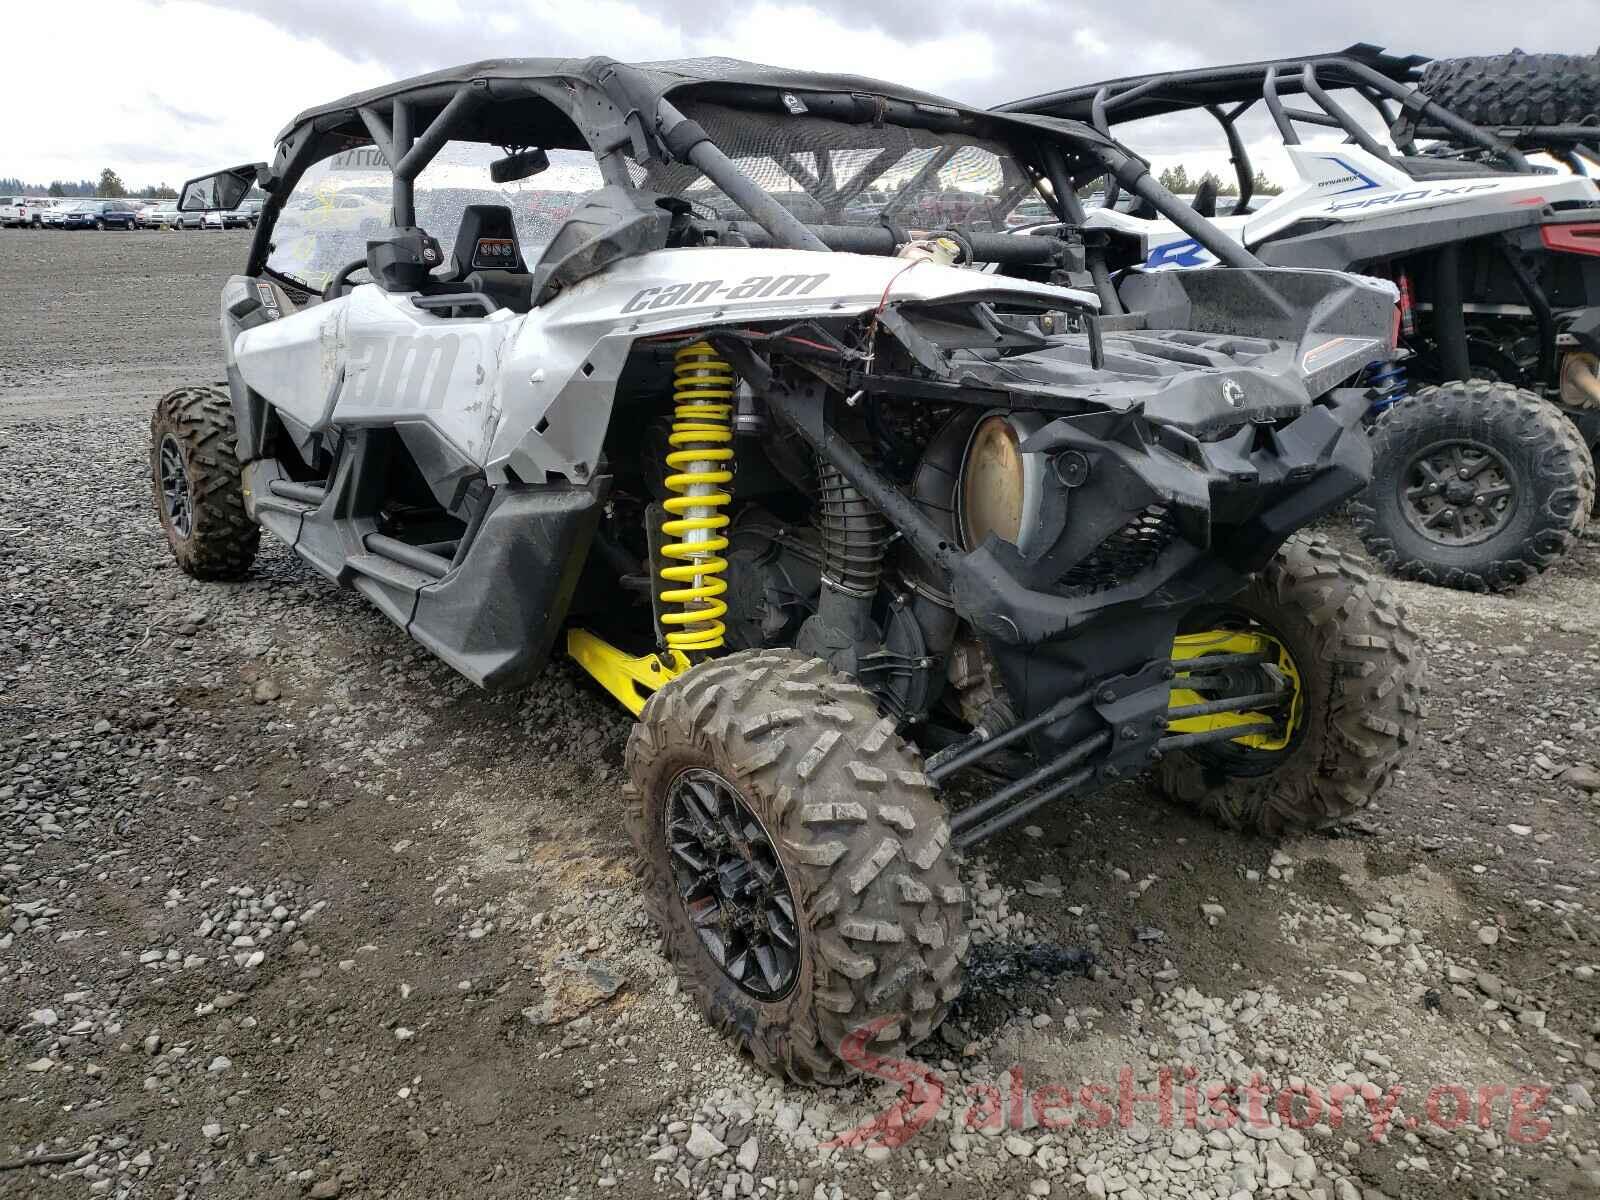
(1000, 44), (1600, 215)
(238, 55), (1261, 286)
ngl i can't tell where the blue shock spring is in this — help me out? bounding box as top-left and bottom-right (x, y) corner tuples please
(1364, 358), (1408, 416)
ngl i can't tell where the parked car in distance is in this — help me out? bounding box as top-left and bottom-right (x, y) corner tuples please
(203, 198), (264, 229)
(142, 201), (199, 229)
(280, 190), (390, 234)
(50, 199), (140, 230)
(8, 197), (58, 227)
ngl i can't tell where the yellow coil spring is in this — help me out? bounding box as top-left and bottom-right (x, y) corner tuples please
(660, 342), (735, 653)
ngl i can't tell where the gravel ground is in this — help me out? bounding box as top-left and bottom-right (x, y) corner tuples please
(3, 228), (1600, 1200)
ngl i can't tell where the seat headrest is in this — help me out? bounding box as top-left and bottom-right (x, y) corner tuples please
(450, 205), (525, 276)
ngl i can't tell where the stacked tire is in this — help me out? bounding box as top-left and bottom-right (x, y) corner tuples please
(1421, 49), (1600, 127)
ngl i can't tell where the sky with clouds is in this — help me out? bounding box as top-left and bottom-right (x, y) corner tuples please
(4, 0), (1589, 189)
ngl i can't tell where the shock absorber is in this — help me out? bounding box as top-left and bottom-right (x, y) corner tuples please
(659, 342), (736, 654)
(1365, 357), (1409, 416)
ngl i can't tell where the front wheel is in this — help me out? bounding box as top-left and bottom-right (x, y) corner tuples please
(626, 650), (967, 1085)
(150, 384), (259, 580)
(1351, 380), (1595, 592)
(1154, 535), (1426, 834)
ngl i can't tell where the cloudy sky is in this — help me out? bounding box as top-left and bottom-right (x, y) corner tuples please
(5, 0), (1585, 190)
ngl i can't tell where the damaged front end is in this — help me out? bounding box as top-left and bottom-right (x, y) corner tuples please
(759, 264), (1396, 847)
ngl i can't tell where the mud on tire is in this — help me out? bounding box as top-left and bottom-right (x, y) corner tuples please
(625, 649), (967, 1085)
(1421, 49), (1600, 128)
(1351, 381), (1594, 593)
(150, 384), (259, 580)
(1155, 535), (1425, 835)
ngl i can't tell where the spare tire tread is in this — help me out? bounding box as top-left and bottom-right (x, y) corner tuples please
(1420, 49), (1600, 127)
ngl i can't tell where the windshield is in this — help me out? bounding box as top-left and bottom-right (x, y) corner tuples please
(632, 102), (1046, 232)
(266, 143), (606, 291)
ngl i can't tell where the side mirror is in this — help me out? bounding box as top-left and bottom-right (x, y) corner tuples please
(489, 148), (550, 184)
(179, 163), (267, 212)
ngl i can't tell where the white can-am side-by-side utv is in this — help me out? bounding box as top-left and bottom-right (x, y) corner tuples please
(153, 55), (1424, 1084)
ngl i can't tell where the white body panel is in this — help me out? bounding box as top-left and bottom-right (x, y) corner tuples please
(233, 246), (1098, 481)
(1088, 145), (1600, 271)
(235, 289), (523, 463)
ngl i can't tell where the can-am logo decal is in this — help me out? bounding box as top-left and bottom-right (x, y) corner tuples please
(341, 333), (461, 411)
(1327, 181), (1498, 213)
(621, 273), (830, 314)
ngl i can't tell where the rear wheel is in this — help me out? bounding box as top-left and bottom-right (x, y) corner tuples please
(150, 384), (259, 580)
(1421, 49), (1600, 127)
(1351, 381), (1594, 592)
(626, 650), (967, 1085)
(1155, 536), (1425, 834)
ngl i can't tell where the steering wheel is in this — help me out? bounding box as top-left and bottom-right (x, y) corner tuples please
(325, 257), (371, 301)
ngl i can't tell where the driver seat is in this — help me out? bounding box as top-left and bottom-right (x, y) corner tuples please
(447, 205), (533, 312)
(1191, 177), (1218, 219)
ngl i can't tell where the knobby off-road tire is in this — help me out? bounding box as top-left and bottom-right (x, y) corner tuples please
(150, 384), (259, 580)
(1421, 49), (1600, 127)
(1155, 535), (1425, 835)
(1351, 381), (1594, 593)
(626, 649), (967, 1085)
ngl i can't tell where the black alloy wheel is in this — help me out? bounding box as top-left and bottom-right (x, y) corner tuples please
(157, 434), (193, 539)
(1398, 438), (1514, 548)
(664, 767), (799, 999)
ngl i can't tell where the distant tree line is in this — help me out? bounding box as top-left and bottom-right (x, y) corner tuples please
(0, 168), (179, 199)
(1156, 164), (1284, 197)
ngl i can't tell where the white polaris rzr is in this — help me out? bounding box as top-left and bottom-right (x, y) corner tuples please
(155, 56), (1424, 1083)
(1002, 45), (1600, 592)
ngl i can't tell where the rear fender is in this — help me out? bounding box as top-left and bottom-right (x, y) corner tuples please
(1117, 267), (1396, 394)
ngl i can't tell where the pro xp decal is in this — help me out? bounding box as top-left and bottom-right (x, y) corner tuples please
(621, 272), (830, 314)
(1327, 181), (1499, 214)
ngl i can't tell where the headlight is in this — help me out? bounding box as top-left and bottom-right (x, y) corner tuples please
(958, 412), (1048, 554)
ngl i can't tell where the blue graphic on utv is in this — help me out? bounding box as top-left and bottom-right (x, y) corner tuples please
(1317, 156), (1383, 196)
(1144, 239), (1211, 269)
